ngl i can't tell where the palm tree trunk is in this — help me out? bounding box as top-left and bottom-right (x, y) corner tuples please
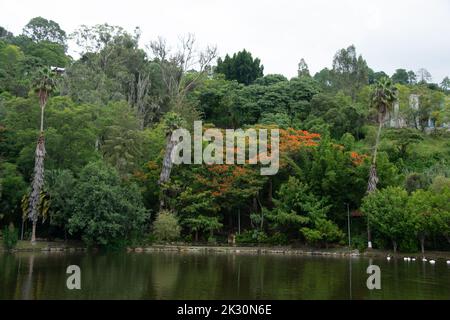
(29, 93), (47, 244)
(366, 114), (383, 249)
(371, 115), (384, 167)
(29, 134), (45, 244)
(31, 221), (37, 243)
(40, 104), (44, 132)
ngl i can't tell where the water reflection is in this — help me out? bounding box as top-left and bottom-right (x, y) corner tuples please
(0, 251), (449, 300)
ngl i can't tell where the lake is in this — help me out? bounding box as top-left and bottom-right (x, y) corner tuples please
(1, 251), (449, 299)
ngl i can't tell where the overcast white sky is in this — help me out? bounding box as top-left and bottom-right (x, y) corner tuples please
(1, 0), (449, 82)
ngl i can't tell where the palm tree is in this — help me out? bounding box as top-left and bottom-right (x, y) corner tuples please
(366, 77), (397, 248)
(29, 67), (57, 244)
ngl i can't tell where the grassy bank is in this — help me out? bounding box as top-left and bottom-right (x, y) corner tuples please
(0, 240), (85, 252)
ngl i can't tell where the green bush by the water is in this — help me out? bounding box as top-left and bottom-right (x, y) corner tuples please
(153, 211), (181, 242)
(2, 224), (18, 251)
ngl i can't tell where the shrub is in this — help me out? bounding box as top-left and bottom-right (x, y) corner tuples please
(2, 223), (18, 251)
(351, 234), (368, 252)
(153, 210), (181, 242)
(405, 172), (428, 193)
(207, 236), (217, 245)
(236, 230), (268, 244)
(361, 187), (415, 252)
(267, 232), (289, 245)
(68, 161), (148, 247)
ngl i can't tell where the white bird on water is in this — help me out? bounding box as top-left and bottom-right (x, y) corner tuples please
(429, 260), (436, 264)
(387, 256), (391, 261)
(422, 258), (428, 262)
(412, 258), (416, 261)
(447, 260), (450, 265)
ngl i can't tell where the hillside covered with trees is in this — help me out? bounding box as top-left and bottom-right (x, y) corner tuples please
(1, 17), (449, 253)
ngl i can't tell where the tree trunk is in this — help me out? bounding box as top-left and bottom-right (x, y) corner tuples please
(31, 221), (37, 243)
(158, 133), (177, 210)
(393, 240), (398, 253)
(29, 133), (45, 244)
(159, 133), (176, 185)
(372, 114), (384, 166)
(238, 208), (241, 235)
(21, 218), (25, 241)
(256, 196), (264, 231)
(252, 197), (257, 213)
(29, 92), (48, 244)
(420, 235), (425, 254)
(40, 104), (44, 132)
(366, 114), (383, 249)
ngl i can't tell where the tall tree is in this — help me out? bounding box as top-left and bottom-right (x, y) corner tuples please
(215, 49), (263, 85)
(440, 76), (450, 92)
(366, 77), (397, 248)
(69, 24), (157, 127)
(265, 177), (343, 246)
(0, 26), (13, 39)
(149, 34), (216, 209)
(407, 70), (417, 84)
(416, 68), (432, 83)
(28, 67), (57, 243)
(331, 45), (369, 99)
(369, 70), (388, 84)
(391, 68), (409, 85)
(297, 58), (310, 77)
(22, 17), (67, 48)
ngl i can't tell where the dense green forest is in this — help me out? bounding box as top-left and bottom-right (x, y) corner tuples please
(1, 17), (449, 253)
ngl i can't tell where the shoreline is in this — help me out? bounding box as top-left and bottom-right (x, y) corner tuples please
(129, 245), (361, 257)
(128, 245), (450, 260)
(3, 241), (450, 260)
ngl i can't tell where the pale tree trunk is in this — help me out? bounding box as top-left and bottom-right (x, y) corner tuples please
(29, 133), (45, 243)
(392, 240), (398, 253)
(158, 133), (177, 210)
(420, 235), (425, 254)
(366, 114), (383, 249)
(29, 92), (47, 244)
(372, 114), (384, 167)
(130, 73), (151, 130)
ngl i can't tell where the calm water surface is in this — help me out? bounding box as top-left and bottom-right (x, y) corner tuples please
(1, 251), (449, 299)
